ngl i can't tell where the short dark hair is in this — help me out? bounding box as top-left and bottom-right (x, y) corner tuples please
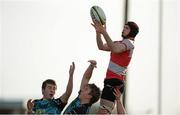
(42, 79), (56, 90)
(88, 83), (101, 105)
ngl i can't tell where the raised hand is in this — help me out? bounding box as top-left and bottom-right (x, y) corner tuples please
(113, 85), (126, 114)
(113, 85), (123, 100)
(88, 60), (97, 68)
(27, 99), (34, 113)
(91, 20), (106, 34)
(69, 62), (75, 77)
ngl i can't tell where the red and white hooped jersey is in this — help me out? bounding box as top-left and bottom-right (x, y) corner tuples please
(105, 39), (134, 81)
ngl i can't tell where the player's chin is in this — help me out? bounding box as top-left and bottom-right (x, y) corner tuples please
(48, 94), (54, 99)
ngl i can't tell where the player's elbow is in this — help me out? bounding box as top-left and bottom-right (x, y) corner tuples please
(97, 45), (103, 50)
(98, 47), (104, 51)
(98, 46), (109, 51)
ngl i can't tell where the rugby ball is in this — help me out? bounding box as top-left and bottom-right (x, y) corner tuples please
(90, 5), (106, 25)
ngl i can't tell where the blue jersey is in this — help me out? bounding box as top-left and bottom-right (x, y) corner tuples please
(63, 96), (91, 114)
(33, 98), (66, 114)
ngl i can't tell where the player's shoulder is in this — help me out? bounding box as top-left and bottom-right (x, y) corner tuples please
(34, 98), (42, 102)
(113, 40), (121, 44)
(122, 38), (132, 42)
(122, 39), (134, 49)
(53, 97), (62, 103)
(33, 98), (44, 104)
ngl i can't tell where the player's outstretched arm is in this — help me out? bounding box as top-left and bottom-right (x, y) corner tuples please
(91, 21), (110, 51)
(80, 60), (96, 90)
(60, 62), (75, 103)
(113, 88), (126, 114)
(92, 21), (126, 53)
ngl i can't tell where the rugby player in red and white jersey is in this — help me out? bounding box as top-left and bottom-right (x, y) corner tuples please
(91, 21), (139, 114)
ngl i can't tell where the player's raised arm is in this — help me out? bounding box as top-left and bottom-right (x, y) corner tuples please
(60, 62), (75, 103)
(91, 22), (110, 52)
(80, 60), (97, 90)
(113, 87), (126, 114)
(92, 22), (126, 53)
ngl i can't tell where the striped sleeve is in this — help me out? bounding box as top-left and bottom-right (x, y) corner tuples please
(122, 39), (134, 50)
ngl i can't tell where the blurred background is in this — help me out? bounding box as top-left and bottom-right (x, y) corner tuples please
(0, 0), (179, 114)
